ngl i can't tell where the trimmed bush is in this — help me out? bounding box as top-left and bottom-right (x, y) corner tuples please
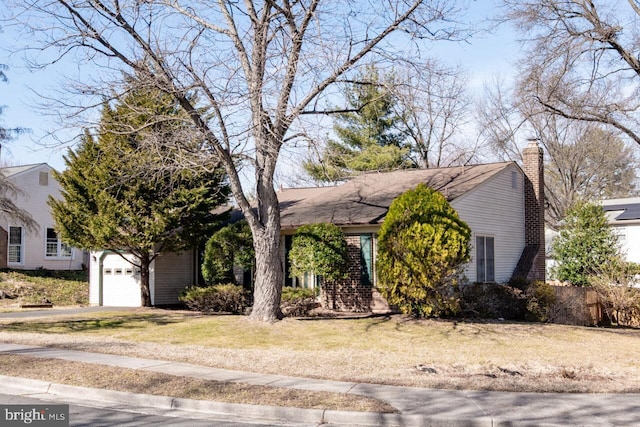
(524, 281), (556, 322)
(280, 287), (319, 317)
(376, 184), (471, 317)
(179, 283), (248, 314)
(460, 282), (527, 320)
(460, 280), (556, 322)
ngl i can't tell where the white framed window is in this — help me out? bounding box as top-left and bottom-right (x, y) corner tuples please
(45, 228), (72, 259)
(8, 226), (24, 264)
(476, 236), (495, 282)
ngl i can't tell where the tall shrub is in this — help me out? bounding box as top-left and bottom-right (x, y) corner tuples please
(551, 202), (622, 286)
(376, 184), (471, 317)
(288, 223), (348, 283)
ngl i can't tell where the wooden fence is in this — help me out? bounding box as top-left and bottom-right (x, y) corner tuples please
(548, 286), (603, 326)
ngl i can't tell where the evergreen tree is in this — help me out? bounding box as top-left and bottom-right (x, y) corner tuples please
(376, 184), (471, 317)
(202, 220), (254, 285)
(50, 83), (229, 306)
(304, 65), (409, 182)
(551, 202), (622, 286)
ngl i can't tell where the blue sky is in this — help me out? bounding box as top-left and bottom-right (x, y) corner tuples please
(1, 0), (517, 172)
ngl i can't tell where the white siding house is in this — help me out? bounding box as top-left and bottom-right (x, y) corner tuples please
(452, 164), (525, 283)
(602, 198), (640, 264)
(0, 163), (84, 270)
(276, 142), (545, 311)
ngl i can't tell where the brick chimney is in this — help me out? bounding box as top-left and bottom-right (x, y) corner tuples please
(522, 139), (546, 282)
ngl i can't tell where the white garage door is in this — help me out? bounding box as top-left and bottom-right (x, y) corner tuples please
(102, 256), (141, 307)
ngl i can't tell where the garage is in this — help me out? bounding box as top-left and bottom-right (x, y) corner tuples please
(89, 250), (196, 307)
(100, 254), (142, 307)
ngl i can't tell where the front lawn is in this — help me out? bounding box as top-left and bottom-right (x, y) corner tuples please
(1, 309), (638, 393)
(0, 270), (88, 308)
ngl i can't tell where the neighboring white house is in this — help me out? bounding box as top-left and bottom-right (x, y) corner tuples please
(0, 163), (84, 270)
(89, 250), (197, 307)
(602, 197), (640, 264)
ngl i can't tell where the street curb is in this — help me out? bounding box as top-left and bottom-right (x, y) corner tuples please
(0, 375), (495, 426)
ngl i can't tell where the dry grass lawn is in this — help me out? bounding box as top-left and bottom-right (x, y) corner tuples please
(0, 354), (393, 412)
(1, 308), (640, 393)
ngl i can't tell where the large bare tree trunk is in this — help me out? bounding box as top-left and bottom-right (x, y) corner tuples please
(247, 140), (283, 321)
(250, 218), (283, 322)
(139, 253), (152, 307)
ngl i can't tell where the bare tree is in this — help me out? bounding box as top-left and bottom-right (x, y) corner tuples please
(503, 0), (640, 146)
(478, 78), (638, 228)
(6, 1), (467, 322)
(0, 64), (35, 230)
(394, 59), (475, 168)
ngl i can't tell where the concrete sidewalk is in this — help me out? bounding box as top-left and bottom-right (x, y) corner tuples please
(1, 342), (639, 426)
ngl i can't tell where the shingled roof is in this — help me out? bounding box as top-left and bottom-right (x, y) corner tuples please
(602, 197), (640, 223)
(279, 162), (515, 229)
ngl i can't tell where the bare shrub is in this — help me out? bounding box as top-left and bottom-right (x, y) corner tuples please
(591, 265), (640, 327)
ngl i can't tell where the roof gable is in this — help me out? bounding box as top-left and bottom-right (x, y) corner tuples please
(279, 162), (515, 229)
(1, 163), (53, 179)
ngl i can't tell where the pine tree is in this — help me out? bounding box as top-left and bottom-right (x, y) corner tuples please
(304, 65), (409, 182)
(50, 82), (229, 306)
(551, 202), (622, 286)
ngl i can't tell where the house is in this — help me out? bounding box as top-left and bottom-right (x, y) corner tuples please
(602, 198), (640, 264)
(0, 163), (84, 270)
(278, 141), (546, 311)
(90, 142), (545, 309)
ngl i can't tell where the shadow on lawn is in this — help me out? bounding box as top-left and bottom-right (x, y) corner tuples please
(0, 314), (181, 334)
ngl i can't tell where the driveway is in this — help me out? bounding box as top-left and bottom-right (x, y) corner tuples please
(0, 306), (138, 319)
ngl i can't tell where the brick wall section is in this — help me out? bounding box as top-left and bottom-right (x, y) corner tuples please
(321, 234), (372, 311)
(522, 140), (546, 282)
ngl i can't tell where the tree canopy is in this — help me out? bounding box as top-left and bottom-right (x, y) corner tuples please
(478, 78), (638, 228)
(304, 65), (409, 182)
(504, 0), (640, 147)
(376, 184), (471, 317)
(8, 0), (468, 321)
(0, 64), (35, 230)
(50, 83), (229, 306)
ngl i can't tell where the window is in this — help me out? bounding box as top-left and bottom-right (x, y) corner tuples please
(511, 171), (518, 189)
(45, 228), (72, 258)
(39, 172), (49, 186)
(8, 226), (23, 264)
(476, 236), (495, 282)
(360, 234), (373, 286)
